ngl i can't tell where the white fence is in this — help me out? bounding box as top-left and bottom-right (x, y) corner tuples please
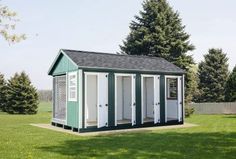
(190, 102), (236, 114)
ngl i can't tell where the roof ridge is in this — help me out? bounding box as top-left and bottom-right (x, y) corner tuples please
(61, 49), (166, 60)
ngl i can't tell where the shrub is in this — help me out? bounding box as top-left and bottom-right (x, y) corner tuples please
(6, 72), (39, 114)
(185, 105), (194, 118)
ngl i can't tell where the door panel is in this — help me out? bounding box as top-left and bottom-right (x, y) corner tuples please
(154, 75), (160, 124)
(97, 73), (108, 128)
(178, 77), (183, 122)
(131, 75), (136, 126)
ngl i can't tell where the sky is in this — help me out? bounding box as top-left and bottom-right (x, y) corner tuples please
(0, 0), (236, 90)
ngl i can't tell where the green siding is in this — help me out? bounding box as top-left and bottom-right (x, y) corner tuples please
(135, 73), (142, 125)
(51, 54), (77, 76)
(160, 75), (166, 123)
(108, 72), (115, 127)
(67, 101), (78, 128)
(66, 71), (79, 128)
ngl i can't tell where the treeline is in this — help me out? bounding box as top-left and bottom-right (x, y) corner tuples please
(38, 90), (52, 102)
(0, 72), (38, 114)
(192, 48), (236, 103)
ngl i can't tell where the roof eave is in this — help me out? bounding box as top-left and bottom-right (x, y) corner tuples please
(78, 66), (185, 74)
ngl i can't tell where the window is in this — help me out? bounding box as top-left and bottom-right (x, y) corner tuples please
(68, 72), (77, 101)
(167, 78), (177, 99)
(53, 75), (66, 120)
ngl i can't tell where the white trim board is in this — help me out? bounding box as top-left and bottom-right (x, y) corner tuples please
(78, 69), (83, 129)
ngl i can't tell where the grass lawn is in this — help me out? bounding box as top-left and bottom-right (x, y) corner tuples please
(0, 102), (236, 159)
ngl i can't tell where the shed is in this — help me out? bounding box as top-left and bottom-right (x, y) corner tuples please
(48, 49), (185, 132)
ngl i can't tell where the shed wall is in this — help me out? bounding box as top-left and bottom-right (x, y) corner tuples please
(51, 54), (77, 76)
(66, 71), (80, 128)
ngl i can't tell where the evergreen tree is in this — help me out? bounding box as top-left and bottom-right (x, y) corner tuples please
(6, 72), (39, 114)
(186, 64), (200, 103)
(120, 0), (195, 103)
(0, 73), (7, 111)
(198, 48), (229, 102)
(225, 66), (236, 102)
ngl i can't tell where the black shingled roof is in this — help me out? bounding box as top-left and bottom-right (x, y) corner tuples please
(62, 49), (185, 73)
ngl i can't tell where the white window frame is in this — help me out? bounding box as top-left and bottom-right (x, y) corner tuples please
(167, 78), (178, 100)
(68, 71), (77, 101)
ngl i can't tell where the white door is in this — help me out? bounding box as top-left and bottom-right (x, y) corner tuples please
(131, 75), (136, 126)
(97, 73), (108, 128)
(154, 75), (160, 124)
(177, 76), (183, 122)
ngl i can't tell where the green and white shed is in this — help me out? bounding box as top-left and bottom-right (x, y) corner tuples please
(48, 49), (185, 132)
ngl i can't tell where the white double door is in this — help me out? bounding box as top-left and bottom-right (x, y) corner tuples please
(97, 73), (109, 128)
(85, 72), (108, 128)
(115, 74), (136, 126)
(141, 75), (160, 124)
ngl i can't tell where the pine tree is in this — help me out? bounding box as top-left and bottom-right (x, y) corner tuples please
(120, 0), (196, 103)
(198, 48), (229, 102)
(0, 73), (7, 112)
(225, 66), (236, 102)
(6, 72), (39, 114)
(186, 64), (200, 103)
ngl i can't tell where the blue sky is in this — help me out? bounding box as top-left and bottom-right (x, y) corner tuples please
(1, 0), (236, 89)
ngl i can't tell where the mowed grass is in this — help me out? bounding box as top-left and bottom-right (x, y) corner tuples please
(0, 103), (236, 159)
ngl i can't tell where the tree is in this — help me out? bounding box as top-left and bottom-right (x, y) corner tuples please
(198, 48), (229, 102)
(6, 72), (38, 114)
(0, 3), (26, 43)
(225, 66), (236, 102)
(120, 0), (196, 103)
(0, 73), (7, 112)
(186, 64), (200, 103)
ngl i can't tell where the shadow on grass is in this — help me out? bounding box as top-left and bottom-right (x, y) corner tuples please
(222, 115), (236, 119)
(38, 132), (236, 159)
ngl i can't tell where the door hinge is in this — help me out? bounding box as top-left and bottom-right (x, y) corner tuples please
(105, 75), (108, 77)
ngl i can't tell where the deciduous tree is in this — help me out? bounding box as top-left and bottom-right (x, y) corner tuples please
(0, 3), (26, 43)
